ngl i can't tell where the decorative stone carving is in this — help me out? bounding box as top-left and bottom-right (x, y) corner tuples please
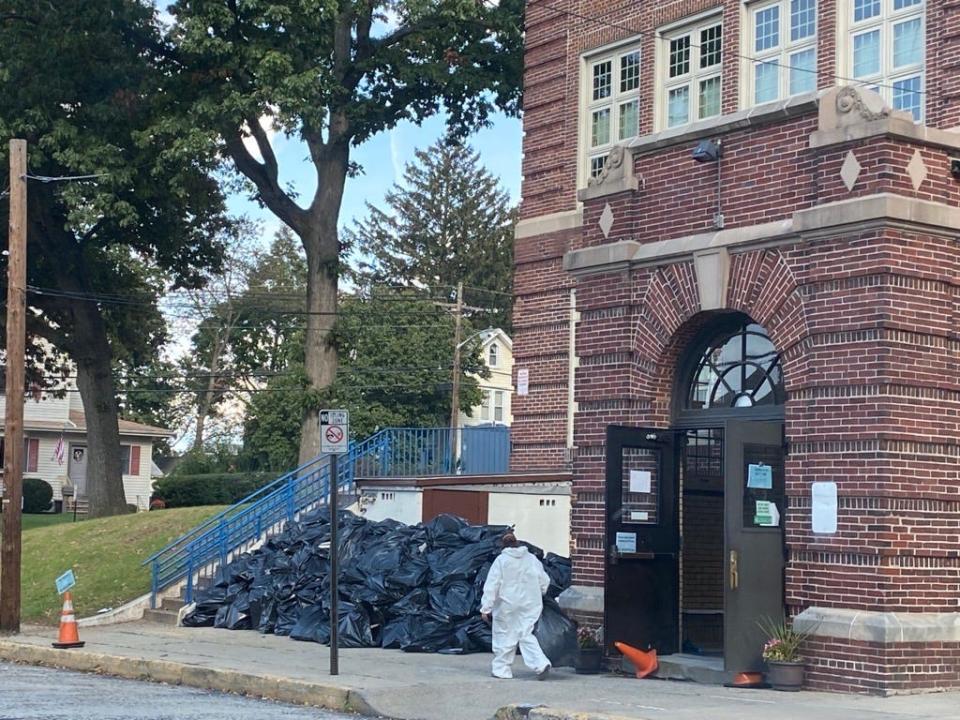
(589, 145), (627, 187)
(598, 203), (615, 239)
(818, 86), (907, 132)
(577, 144), (641, 202)
(840, 150), (862, 192)
(906, 149), (928, 191)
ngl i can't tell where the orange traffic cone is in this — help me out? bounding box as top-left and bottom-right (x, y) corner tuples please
(52, 591), (85, 649)
(614, 641), (658, 679)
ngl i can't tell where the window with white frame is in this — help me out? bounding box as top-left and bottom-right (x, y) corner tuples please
(481, 391), (492, 421)
(488, 342), (498, 368)
(749, 0), (818, 105)
(662, 17), (723, 128)
(585, 44), (642, 178)
(847, 0), (924, 120)
(493, 391), (505, 423)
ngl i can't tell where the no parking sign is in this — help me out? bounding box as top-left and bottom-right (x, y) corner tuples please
(319, 409), (349, 454)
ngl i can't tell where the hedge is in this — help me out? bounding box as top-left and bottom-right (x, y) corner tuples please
(23, 477), (53, 513)
(152, 472), (278, 508)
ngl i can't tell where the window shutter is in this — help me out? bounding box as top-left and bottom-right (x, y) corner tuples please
(27, 438), (39, 473)
(129, 445), (141, 476)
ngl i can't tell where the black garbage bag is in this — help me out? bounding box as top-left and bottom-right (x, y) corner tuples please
(291, 602), (376, 648)
(388, 555), (430, 589)
(182, 602), (219, 627)
(274, 598), (304, 636)
(395, 611), (457, 653)
(533, 598), (578, 668)
(428, 579), (478, 619)
(290, 603), (329, 644)
(542, 553), (572, 599)
(442, 616), (492, 654)
(424, 514), (469, 548)
(427, 540), (499, 583)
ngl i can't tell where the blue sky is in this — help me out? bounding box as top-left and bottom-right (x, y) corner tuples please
(227, 113), (523, 241)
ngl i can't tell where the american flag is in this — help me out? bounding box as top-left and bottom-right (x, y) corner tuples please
(52, 435), (65, 466)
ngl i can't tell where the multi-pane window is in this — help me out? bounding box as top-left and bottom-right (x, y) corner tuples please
(848, 0), (924, 120)
(493, 391), (505, 423)
(750, 0), (818, 105)
(586, 45), (642, 178)
(663, 19), (723, 128)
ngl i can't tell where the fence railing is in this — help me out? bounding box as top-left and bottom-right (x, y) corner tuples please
(144, 430), (390, 606)
(144, 425), (509, 606)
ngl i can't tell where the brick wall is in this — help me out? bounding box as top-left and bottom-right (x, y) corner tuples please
(514, 0), (960, 693)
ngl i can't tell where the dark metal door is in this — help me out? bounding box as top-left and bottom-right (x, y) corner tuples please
(724, 420), (786, 672)
(604, 426), (678, 655)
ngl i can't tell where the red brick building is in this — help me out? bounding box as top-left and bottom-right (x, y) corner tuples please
(511, 0), (960, 694)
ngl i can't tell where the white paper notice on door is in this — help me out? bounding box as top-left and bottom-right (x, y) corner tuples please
(615, 532), (637, 553)
(811, 481), (838, 534)
(629, 470), (651, 494)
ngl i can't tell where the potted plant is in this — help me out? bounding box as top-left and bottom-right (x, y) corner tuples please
(574, 625), (604, 674)
(758, 616), (813, 691)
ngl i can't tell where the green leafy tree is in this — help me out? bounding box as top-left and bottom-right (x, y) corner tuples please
(0, 2), (226, 516)
(348, 141), (515, 331)
(241, 290), (485, 471)
(162, 0), (523, 463)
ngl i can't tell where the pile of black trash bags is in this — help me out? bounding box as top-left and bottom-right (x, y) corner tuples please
(182, 509), (579, 666)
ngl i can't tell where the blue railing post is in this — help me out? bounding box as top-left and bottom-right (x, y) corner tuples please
(218, 519), (227, 567)
(186, 549), (195, 604)
(150, 561), (159, 609)
(286, 474), (296, 522)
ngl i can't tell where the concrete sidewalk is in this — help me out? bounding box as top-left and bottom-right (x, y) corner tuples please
(2, 622), (958, 720)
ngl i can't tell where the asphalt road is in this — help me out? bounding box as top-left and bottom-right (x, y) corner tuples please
(0, 663), (356, 720)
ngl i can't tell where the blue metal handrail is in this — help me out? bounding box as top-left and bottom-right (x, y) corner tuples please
(144, 426), (491, 606)
(145, 429), (392, 606)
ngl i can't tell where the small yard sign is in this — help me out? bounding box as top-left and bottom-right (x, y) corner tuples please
(55, 569), (76, 595)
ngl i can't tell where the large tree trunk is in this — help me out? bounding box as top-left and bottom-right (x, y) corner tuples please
(297, 144), (348, 464)
(72, 306), (128, 518)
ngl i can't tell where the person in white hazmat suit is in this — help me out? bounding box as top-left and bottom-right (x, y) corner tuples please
(480, 531), (552, 680)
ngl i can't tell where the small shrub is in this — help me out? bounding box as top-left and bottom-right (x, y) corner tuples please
(151, 472), (277, 508)
(22, 478), (53, 514)
(149, 498), (166, 510)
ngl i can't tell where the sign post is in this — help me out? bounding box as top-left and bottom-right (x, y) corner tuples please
(320, 409), (349, 676)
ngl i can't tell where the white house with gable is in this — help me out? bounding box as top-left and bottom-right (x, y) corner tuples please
(461, 328), (513, 427)
(0, 383), (172, 512)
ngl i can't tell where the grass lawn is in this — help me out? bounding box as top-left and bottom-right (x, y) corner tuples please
(22, 513), (75, 531)
(6, 505), (227, 624)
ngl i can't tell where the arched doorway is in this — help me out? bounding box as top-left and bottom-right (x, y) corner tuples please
(605, 313), (787, 675)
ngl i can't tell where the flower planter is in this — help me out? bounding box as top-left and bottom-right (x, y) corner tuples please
(574, 647), (604, 674)
(766, 660), (805, 691)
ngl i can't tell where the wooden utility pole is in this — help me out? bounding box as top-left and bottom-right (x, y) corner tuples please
(1, 139), (27, 634)
(449, 282), (463, 471)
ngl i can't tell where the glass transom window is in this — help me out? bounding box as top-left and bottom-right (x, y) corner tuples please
(585, 44), (642, 179)
(686, 322), (785, 410)
(750, 0), (818, 105)
(848, 0), (924, 120)
(662, 18), (723, 129)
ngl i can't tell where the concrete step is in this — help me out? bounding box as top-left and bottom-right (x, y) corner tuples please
(650, 654), (732, 685)
(142, 608), (179, 626)
(160, 597), (185, 612)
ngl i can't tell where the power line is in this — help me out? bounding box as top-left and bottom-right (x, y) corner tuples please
(22, 172), (107, 183)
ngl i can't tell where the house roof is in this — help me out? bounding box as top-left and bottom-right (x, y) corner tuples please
(478, 328), (512, 350)
(67, 410), (173, 438)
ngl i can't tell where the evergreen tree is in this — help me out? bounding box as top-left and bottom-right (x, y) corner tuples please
(348, 141), (515, 332)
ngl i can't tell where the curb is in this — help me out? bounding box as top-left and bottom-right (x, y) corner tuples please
(493, 704), (647, 720)
(0, 640), (381, 716)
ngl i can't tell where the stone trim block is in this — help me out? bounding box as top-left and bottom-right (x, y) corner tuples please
(795, 606), (960, 644)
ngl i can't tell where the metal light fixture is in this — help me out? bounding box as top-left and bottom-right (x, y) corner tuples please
(692, 139), (724, 228)
(692, 139), (722, 163)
